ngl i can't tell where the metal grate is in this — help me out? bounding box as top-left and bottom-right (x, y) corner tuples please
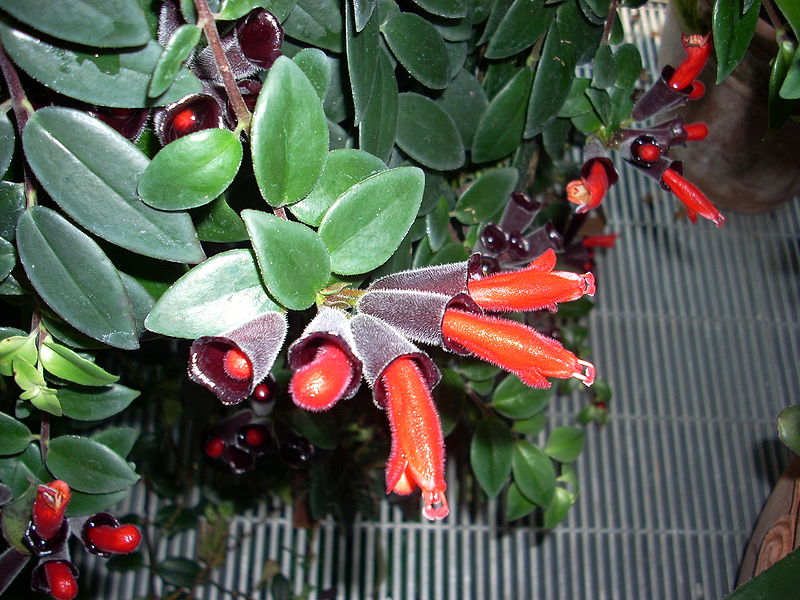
(89, 3), (797, 599)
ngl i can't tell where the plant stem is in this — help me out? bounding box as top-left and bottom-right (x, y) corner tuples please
(0, 45), (37, 207)
(39, 413), (50, 461)
(193, 0), (252, 132)
(763, 0), (793, 44)
(600, 0), (620, 46)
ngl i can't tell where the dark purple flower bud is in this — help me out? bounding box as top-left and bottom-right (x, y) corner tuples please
(631, 66), (693, 122)
(24, 518), (69, 558)
(236, 9), (283, 70)
(616, 117), (688, 156)
(350, 314), (440, 408)
(188, 312), (287, 405)
(498, 191), (541, 233)
(30, 546), (78, 600)
(478, 255), (501, 277)
(88, 107), (149, 141)
(506, 230), (529, 260)
(237, 424), (271, 455)
(154, 91), (225, 145)
(224, 445), (256, 474)
(478, 222), (507, 254)
(525, 221), (563, 258)
(280, 436), (314, 469)
(367, 254), (484, 297)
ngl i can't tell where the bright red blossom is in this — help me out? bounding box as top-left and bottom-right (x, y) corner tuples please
(290, 341), (354, 411)
(43, 561), (77, 600)
(467, 249), (595, 312)
(223, 348), (252, 380)
(85, 524), (142, 555)
(33, 480), (71, 541)
(668, 34), (711, 90)
(566, 160), (609, 213)
(582, 233), (620, 248)
(381, 357), (448, 521)
(683, 122), (709, 141)
(662, 168), (725, 227)
(688, 80), (705, 99)
(441, 308), (595, 389)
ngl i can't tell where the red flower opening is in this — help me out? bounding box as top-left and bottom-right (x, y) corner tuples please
(290, 340), (355, 411)
(668, 34), (711, 91)
(32, 481), (70, 541)
(566, 160), (610, 214)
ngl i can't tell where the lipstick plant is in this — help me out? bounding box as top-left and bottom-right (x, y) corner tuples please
(0, 0), (727, 597)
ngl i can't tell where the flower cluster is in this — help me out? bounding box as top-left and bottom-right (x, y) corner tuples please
(188, 243), (596, 521)
(0, 480), (141, 600)
(566, 34), (724, 227)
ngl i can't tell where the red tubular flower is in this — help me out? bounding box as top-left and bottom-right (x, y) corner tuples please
(688, 80), (705, 99)
(42, 561), (77, 600)
(661, 168), (725, 227)
(582, 233), (620, 248)
(441, 308), (595, 389)
(683, 122), (709, 141)
(467, 249), (594, 313)
(32, 481), (71, 541)
(668, 34), (711, 91)
(566, 160), (609, 214)
(82, 513), (141, 557)
(381, 356), (448, 521)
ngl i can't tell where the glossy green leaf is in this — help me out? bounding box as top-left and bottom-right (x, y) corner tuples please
(556, 0), (602, 65)
(251, 56), (329, 207)
(46, 435), (139, 493)
(39, 339), (118, 386)
(381, 12), (449, 89)
(774, 0), (800, 39)
(58, 384), (140, 421)
(282, 0), (343, 52)
(614, 43), (642, 90)
(591, 44), (616, 88)
(290, 149), (387, 226)
(544, 426), (586, 463)
(92, 427), (138, 458)
(542, 116), (571, 158)
(319, 166), (424, 275)
(0, 0), (150, 47)
(0, 333), (36, 377)
(778, 405), (800, 455)
(484, 0), (551, 59)
(478, 0), (513, 46)
(425, 196), (450, 252)
(41, 311), (107, 351)
(0, 236), (13, 281)
(158, 557), (203, 588)
(0, 113), (14, 178)
(525, 20), (576, 137)
(2, 484), (35, 552)
(492, 375), (552, 420)
(586, 87), (613, 126)
(558, 77), (593, 117)
(470, 415), (513, 498)
(724, 548), (800, 600)
(472, 67), (532, 163)
(139, 129), (243, 210)
(0, 182), (25, 241)
(512, 439), (556, 507)
(454, 167), (517, 225)
(16, 207), (138, 350)
(0, 444), (45, 497)
(242, 210), (330, 310)
(779, 46), (800, 99)
(119, 272), (156, 337)
(218, 0), (294, 20)
(409, 0), (465, 18)
(194, 196), (248, 243)
(768, 41), (797, 132)
(346, 1), (381, 125)
(426, 241), (468, 266)
(396, 92), (464, 170)
(358, 48), (398, 162)
(542, 485), (574, 528)
(437, 70), (487, 149)
(66, 489), (127, 517)
(149, 24), (202, 98)
(23, 107), (205, 263)
(0, 412), (31, 455)
(0, 24), (201, 107)
(512, 412), (547, 436)
(713, 0), (760, 83)
(293, 48), (332, 100)
(505, 480), (536, 521)
(13, 354), (45, 392)
(145, 249), (282, 339)
(353, 0), (376, 31)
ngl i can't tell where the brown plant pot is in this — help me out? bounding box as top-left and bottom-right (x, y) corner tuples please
(659, 5), (800, 213)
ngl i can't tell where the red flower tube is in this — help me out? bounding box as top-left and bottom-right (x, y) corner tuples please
(441, 308), (595, 389)
(32, 481), (71, 541)
(661, 168), (725, 227)
(683, 122), (709, 141)
(467, 249), (595, 313)
(42, 561), (77, 600)
(381, 356), (448, 521)
(668, 34), (711, 91)
(582, 233), (620, 248)
(566, 160), (609, 214)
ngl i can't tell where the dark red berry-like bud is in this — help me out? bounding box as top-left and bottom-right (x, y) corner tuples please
(205, 435), (225, 458)
(478, 255), (501, 277)
(480, 222), (507, 253)
(637, 143), (661, 163)
(33, 481), (70, 542)
(510, 190), (540, 212)
(43, 561), (78, 600)
(85, 524), (141, 555)
(280, 437), (314, 469)
(252, 378), (275, 403)
(683, 122), (709, 141)
(506, 231), (529, 260)
(236, 9), (283, 69)
(89, 107), (149, 140)
(238, 424), (269, 450)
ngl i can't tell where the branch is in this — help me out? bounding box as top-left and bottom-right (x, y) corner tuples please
(763, 0), (794, 44)
(600, 0), (621, 46)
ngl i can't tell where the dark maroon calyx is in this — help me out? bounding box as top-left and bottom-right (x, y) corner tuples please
(236, 9), (284, 70)
(510, 190), (541, 212)
(155, 93), (223, 145)
(506, 231), (529, 260)
(280, 436), (314, 469)
(480, 222), (507, 253)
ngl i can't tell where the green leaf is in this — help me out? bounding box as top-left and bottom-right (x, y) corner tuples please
(319, 166), (424, 275)
(242, 210), (330, 310)
(2, 484), (35, 552)
(290, 149), (387, 227)
(0, 181), (25, 241)
(58, 384), (140, 421)
(16, 207), (139, 350)
(0, 0), (150, 47)
(139, 129), (243, 210)
(512, 439), (556, 507)
(591, 44), (616, 89)
(542, 116), (571, 158)
(28, 385), (62, 416)
(778, 405), (800, 455)
(425, 196), (450, 252)
(145, 249), (282, 339)
(512, 412), (547, 436)
(0, 236), (14, 281)
(558, 77), (593, 117)
(194, 195), (248, 243)
(346, 1), (381, 125)
(436, 70), (488, 149)
(525, 20), (576, 137)
(0, 24), (201, 107)
(92, 426), (139, 458)
(0, 412), (32, 455)
(66, 489), (127, 517)
(505, 480), (536, 521)
(614, 43), (642, 90)
(287, 409), (337, 449)
(491, 375), (552, 419)
(358, 48), (398, 163)
(39, 339), (119, 386)
(484, 0), (551, 59)
(544, 426), (586, 463)
(149, 24), (202, 98)
(775, 0), (800, 39)
(779, 45), (800, 99)
(426, 240), (468, 266)
(396, 92), (464, 170)
(272, 574), (291, 600)
(723, 548), (800, 600)
(454, 167), (518, 225)
(713, 0), (761, 83)
(408, 0), (465, 18)
(768, 41), (797, 132)
(478, 0), (513, 46)
(0, 443), (45, 498)
(282, 0), (343, 52)
(158, 557), (203, 587)
(585, 87), (613, 126)
(472, 67), (532, 163)
(458, 356), (501, 381)
(217, 0), (280, 20)
(46, 435), (139, 493)
(470, 416), (513, 498)
(0, 112), (14, 178)
(542, 485), (574, 528)
(381, 12), (449, 89)
(555, 0), (602, 65)
(293, 48), (332, 100)
(23, 107), (205, 263)
(251, 56), (329, 207)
